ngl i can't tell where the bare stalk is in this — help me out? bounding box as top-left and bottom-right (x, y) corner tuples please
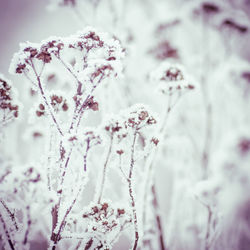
(0, 199), (18, 230)
(23, 206), (31, 245)
(97, 134), (114, 203)
(205, 206), (212, 250)
(0, 212), (15, 250)
(128, 130), (139, 250)
(151, 184), (166, 250)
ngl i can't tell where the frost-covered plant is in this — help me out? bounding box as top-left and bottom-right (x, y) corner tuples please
(0, 27), (124, 250)
(97, 104), (158, 249)
(0, 74), (19, 127)
(2, 0), (250, 250)
(151, 62), (195, 95)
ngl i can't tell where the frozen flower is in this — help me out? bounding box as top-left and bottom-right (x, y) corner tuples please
(82, 202), (131, 247)
(9, 27), (124, 86)
(151, 62), (195, 95)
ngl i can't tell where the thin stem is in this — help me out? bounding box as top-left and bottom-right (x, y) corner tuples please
(97, 134), (114, 203)
(0, 199), (18, 230)
(30, 60), (64, 136)
(195, 195), (213, 250)
(151, 184), (166, 250)
(205, 206), (212, 250)
(142, 95), (180, 249)
(119, 154), (128, 182)
(0, 212), (15, 250)
(56, 56), (79, 89)
(23, 206), (31, 245)
(128, 130), (139, 250)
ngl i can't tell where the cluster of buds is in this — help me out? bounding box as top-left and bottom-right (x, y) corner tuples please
(0, 75), (19, 124)
(151, 62), (195, 95)
(82, 202), (129, 235)
(68, 129), (102, 149)
(69, 31), (104, 52)
(13, 39), (64, 74)
(36, 94), (68, 117)
(123, 105), (157, 130)
(83, 130), (102, 147)
(10, 28), (124, 89)
(104, 119), (123, 135)
(50, 94), (68, 112)
(86, 96), (99, 111)
(104, 105), (157, 137)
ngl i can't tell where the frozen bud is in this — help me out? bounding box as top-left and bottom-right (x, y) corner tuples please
(116, 149), (124, 155)
(102, 117), (123, 136)
(68, 136), (77, 142)
(82, 202), (129, 240)
(139, 111), (148, 121)
(87, 97), (99, 111)
(16, 64), (26, 74)
(62, 102), (68, 111)
(33, 132), (43, 138)
(123, 104), (157, 129)
(39, 104), (45, 110)
(50, 94), (68, 113)
(151, 137), (159, 146)
(36, 110), (45, 117)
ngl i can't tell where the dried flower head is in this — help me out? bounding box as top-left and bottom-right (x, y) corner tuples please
(123, 105), (157, 129)
(103, 104), (157, 142)
(151, 62), (195, 95)
(9, 27), (124, 89)
(0, 74), (19, 125)
(82, 202), (130, 241)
